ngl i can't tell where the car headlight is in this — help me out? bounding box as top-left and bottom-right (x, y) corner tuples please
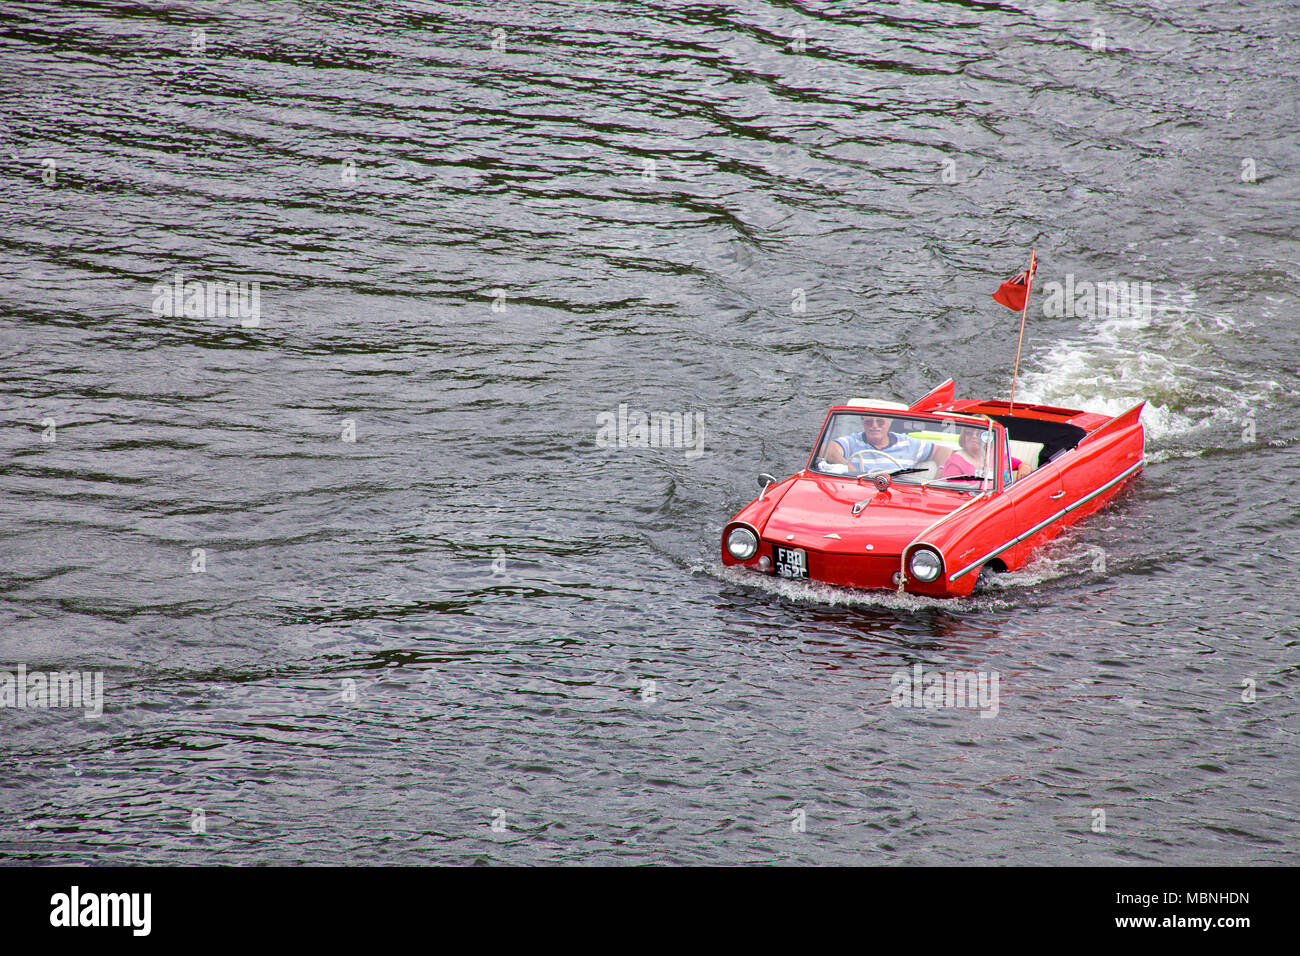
(726, 527), (759, 561)
(908, 548), (942, 582)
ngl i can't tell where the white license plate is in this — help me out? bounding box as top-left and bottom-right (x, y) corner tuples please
(774, 546), (808, 579)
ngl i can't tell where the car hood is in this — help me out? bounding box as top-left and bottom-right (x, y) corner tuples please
(759, 474), (969, 554)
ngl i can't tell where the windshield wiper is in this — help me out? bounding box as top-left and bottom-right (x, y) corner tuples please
(943, 474), (984, 481)
(889, 467), (927, 477)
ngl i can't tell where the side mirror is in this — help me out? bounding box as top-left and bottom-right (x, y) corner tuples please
(757, 473), (777, 489)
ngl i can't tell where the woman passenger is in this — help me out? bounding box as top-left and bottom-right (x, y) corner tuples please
(942, 426), (1031, 482)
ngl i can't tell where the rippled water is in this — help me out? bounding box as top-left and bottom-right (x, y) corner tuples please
(1, 0), (1297, 865)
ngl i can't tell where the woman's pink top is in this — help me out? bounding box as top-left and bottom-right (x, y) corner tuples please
(942, 451), (1021, 479)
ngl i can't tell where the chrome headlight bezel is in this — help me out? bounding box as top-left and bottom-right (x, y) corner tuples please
(725, 526), (759, 561)
(908, 547), (942, 582)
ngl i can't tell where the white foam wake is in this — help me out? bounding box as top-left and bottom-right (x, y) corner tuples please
(703, 564), (1025, 611)
(1015, 285), (1278, 445)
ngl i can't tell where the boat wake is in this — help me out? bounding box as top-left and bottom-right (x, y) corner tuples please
(979, 538), (1106, 592)
(1015, 283), (1281, 451)
(707, 563), (1027, 612)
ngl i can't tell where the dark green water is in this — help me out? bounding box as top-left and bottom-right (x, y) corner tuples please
(1, 0), (1296, 864)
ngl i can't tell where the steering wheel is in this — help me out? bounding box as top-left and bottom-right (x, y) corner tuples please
(850, 448), (907, 473)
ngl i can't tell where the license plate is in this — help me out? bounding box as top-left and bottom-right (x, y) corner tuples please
(774, 546), (808, 579)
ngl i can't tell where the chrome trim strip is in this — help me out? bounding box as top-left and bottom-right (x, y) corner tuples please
(947, 459), (1144, 582)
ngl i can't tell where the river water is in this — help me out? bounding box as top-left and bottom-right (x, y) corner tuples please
(1, 0), (1296, 865)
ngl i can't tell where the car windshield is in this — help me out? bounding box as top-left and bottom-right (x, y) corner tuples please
(809, 412), (998, 488)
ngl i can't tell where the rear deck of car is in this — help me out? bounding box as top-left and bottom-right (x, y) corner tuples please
(941, 399), (1102, 468)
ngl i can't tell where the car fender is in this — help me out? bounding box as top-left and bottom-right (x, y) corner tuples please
(728, 474), (799, 537)
(907, 491), (1019, 595)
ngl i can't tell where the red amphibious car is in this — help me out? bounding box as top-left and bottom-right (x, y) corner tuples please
(721, 379), (1145, 598)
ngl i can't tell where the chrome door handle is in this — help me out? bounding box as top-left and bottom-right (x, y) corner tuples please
(1050, 490), (1065, 499)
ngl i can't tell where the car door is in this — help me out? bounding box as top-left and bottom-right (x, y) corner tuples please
(1056, 415), (1142, 525)
(1005, 430), (1067, 567)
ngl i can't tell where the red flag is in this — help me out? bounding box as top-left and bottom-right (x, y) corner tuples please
(992, 252), (1038, 311)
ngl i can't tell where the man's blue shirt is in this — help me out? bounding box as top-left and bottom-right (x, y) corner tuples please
(834, 430), (933, 472)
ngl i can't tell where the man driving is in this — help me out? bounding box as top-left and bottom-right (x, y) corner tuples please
(826, 415), (953, 475)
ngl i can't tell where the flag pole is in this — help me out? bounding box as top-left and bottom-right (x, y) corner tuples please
(1008, 248), (1036, 414)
